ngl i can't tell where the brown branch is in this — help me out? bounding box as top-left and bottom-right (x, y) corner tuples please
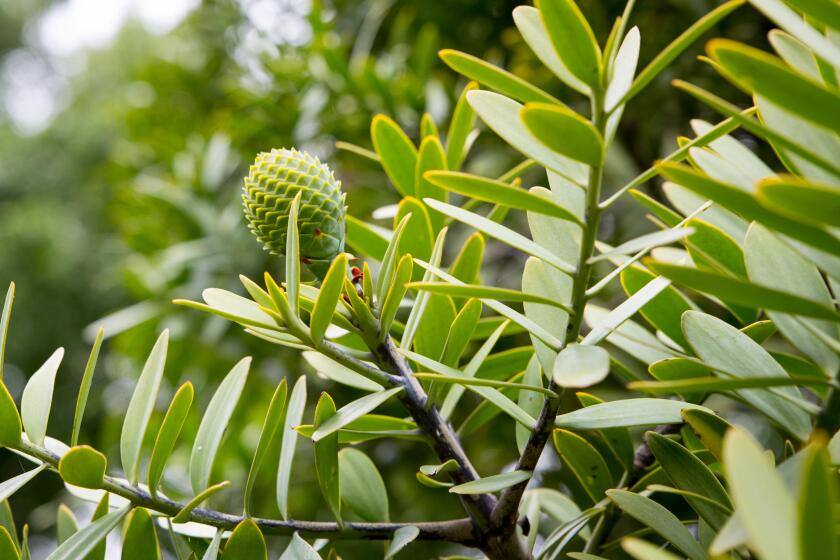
(12, 439), (477, 544)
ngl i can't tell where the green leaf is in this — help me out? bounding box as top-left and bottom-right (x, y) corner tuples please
(554, 398), (709, 429)
(426, 171), (582, 224)
(0, 382), (21, 446)
(277, 376), (306, 520)
(222, 519), (267, 560)
(71, 328), (103, 448)
(440, 298), (482, 367)
(757, 175), (840, 227)
(58, 446), (106, 489)
(310, 254), (348, 344)
(577, 392), (634, 469)
(120, 331), (168, 484)
(302, 351), (383, 392)
(46, 505), (129, 560)
(467, 91), (587, 184)
(723, 428), (797, 560)
(537, 0), (601, 87)
(648, 260), (840, 322)
(200, 530), (223, 560)
(244, 379), (288, 517)
(56, 504), (77, 545)
(449, 470), (531, 494)
(409, 282), (572, 313)
(446, 81), (479, 169)
(285, 192), (301, 314)
(279, 533), (321, 560)
(371, 115), (417, 197)
(401, 229), (447, 350)
(21, 348), (63, 447)
(513, 6), (588, 95)
(402, 349), (537, 429)
(621, 538), (684, 560)
(173, 481), (230, 523)
(709, 38), (840, 136)
(552, 344), (610, 388)
(591, 228), (694, 264)
(420, 113), (439, 138)
(647, 431), (731, 530)
(440, 49), (559, 104)
(749, 0), (840, 68)
(415, 258), (563, 350)
(346, 215), (388, 261)
(449, 233), (484, 289)
(552, 430), (613, 502)
(797, 444), (836, 560)
(681, 310), (814, 441)
(744, 223), (839, 374)
(0, 283), (14, 381)
(521, 103), (604, 167)
(685, 218), (746, 277)
(607, 489), (706, 560)
(0, 466), (46, 503)
(681, 408), (732, 461)
(313, 393), (341, 523)
(620, 266), (693, 349)
(424, 199), (575, 274)
(380, 255), (413, 337)
(148, 382), (193, 498)
(658, 162), (840, 256)
(630, 189), (682, 227)
(630, 375), (830, 395)
(385, 526), (420, 559)
(395, 197), (434, 275)
(522, 255), (571, 373)
(605, 26), (640, 114)
(376, 214), (412, 306)
(338, 448), (389, 522)
(312, 387), (403, 442)
(516, 356), (544, 454)
(189, 357), (250, 493)
(413, 373), (555, 396)
(415, 136), (448, 231)
(121, 508), (160, 560)
(616, 0), (745, 108)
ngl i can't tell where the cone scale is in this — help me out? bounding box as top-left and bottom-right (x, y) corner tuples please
(243, 148), (347, 279)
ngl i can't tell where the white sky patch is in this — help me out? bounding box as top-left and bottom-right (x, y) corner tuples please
(1, 0), (200, 135)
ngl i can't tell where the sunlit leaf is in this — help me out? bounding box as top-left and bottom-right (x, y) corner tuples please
(58, 446), (106, 489)
(277, 376), (306, 520)
(449, 470), (531, 494)
(537, 0), (601, 87)
(521, 103), (603, 166)
(313, 392), (341, 523)
(21, 348), (63, 448)
(244, 379), (288, 516)
(189, 357), (250, 493)
(371, 115), (417, 197)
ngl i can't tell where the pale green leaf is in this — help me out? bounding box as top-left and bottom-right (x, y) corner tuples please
(520, 103), (603, 166)
(244, 379), (287, 516)
(277, 376), (306, 520)
(21, 348), (63, 447)
(723, 428), (798, 560)
(0, 465), (46, 503)
(338, 448), (389, 522)
(467, 90), (587, 184)
(449, 470), (531, 495)
(312, 387), (403, 442)
(148, 382), (193, 498)
(46, 505), (129, 560)
(440, 49), (559, 104)
(555, 398), (709, 429)
(553, 344), (610, 388)
(189, 357), (250, 493)
(371, 115), (417, 197)
(313, 393), (341, 523)
(537, 0), (601, 87)
(385, 526), (420, 559)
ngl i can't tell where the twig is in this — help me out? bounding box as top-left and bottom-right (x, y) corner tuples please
(13, 438), (476, 544)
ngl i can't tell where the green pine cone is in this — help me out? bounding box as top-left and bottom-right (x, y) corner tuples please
(243, 148), (347, 279)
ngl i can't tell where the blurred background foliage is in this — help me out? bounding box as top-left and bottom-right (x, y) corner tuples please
(0, 0), (768, 556)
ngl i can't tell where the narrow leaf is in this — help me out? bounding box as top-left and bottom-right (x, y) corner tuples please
(310, 254), (348, 344)
(148, 382), (193, 498)
(277, 376), (306, 520)
(312, 387), (403, 442)
(189, 357), (250, 493)
(120, 331), (168, 484)
(244, 379), (288, 516)
(449, 470), (531, 494)
(521, 103), (604, 166)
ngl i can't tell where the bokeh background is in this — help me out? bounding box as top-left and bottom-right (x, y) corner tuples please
(0, 0), (768, 557)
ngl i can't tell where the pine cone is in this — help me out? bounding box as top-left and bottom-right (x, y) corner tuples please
(243, 148), (347, 279)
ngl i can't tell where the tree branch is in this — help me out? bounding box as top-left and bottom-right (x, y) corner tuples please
(492, 90), (609, 533)
(12, 439), (477, 544)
